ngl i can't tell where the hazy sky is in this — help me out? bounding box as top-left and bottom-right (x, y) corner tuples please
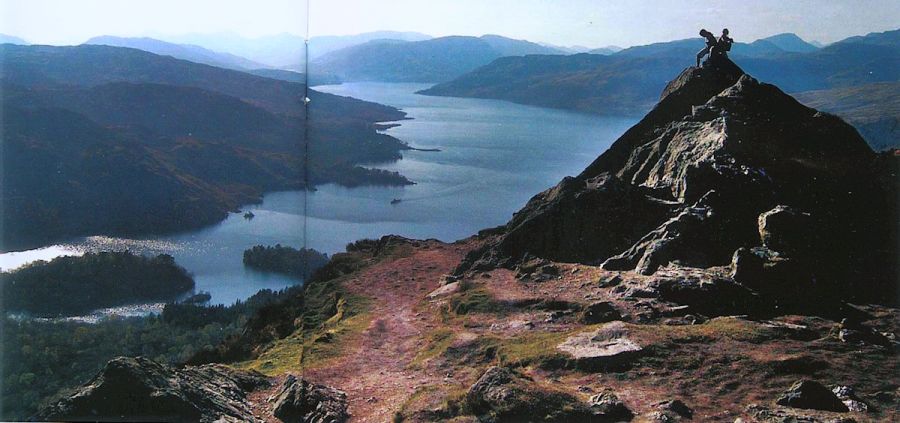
(2, 0), (899, 47)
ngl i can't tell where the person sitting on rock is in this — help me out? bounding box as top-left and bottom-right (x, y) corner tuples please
(696, 29), (718, 66)
(713, 28), (734, 59)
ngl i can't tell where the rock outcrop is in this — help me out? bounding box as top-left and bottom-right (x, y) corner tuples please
(580, 301), (623, 324)
(456, 55), (897, 308)
(639, 399), (694, 421)
(35, 356), (271, 422)
(557, 322), (644, 371)
(465, 366), (598, 422)
(270, 375), (350, 423)
(588, 392), (634, 421)
(776, 380), (850, 412)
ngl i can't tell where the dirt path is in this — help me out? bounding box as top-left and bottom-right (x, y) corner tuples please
(302, 240), (471, 422)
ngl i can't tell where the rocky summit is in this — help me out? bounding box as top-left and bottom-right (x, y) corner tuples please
(457, 56), (897, 311)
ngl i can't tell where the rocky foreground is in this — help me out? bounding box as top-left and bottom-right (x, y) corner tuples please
(38, 57), (898, 422)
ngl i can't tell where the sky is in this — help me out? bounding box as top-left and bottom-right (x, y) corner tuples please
(2, 0), (899, 48)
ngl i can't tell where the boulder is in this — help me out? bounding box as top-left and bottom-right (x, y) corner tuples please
(557, 322), (643, 371)
(657, 399), (693, 419)
(639, 399), (694, 422)
(455, 173), (673, 273)
(746, 404), (857, 423)
(602, 193), (718, 275)
(730, 247), (767, 283)
(758, 205), (813, 257)
(776, 380), (849, 412)
(832, 386), (868, 413)
(35, 356), (270, 422)
(588, 391), (634, 421)
(598, 274), (624, 288)
(465, 366), (595, 422)
(270, 375), (349, 423)
(650, 269), (762, 316)
(836, 319), (892, 347)
(580, 301), (623, 324)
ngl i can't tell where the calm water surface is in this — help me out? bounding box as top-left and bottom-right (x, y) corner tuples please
(1, 83), (636, 307)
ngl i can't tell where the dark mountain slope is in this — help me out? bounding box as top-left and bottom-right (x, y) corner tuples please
(420, 53), (684, 115)
(4, 106), (236, 247)
(456, 56), (897, 307)
(7, 82), (293, 150)
(794, 82), (900, 151)
(0, 44), (398, 119)
(1, 45), (412, 251)
(2, 44), (301, 115)
(310, 35), (563, 82)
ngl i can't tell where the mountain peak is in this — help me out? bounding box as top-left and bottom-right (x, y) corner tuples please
(761, 32), (820, 53)
(658, 56), (746, 114)
(456, 58), (896, 306)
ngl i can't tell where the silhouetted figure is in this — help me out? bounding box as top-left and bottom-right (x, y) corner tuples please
(712, 28), (733, 59)
(696, 29), (718, 66)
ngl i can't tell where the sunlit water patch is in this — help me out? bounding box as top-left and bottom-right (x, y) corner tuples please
(0, 245), (84, 271)
(8, 302), (166, 324)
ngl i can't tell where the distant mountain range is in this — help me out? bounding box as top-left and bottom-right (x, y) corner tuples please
(308, 31), (432, 59)
(310, 35), (565, 82)
(155, 32), (307, 69)
(1, 44), (411, 250)
(763, 33), (821, 53)
(589, 46), (624, 55)
(614, 32), (820, 59)
(154, 31), (432, 69)
(85, 35), (267, 70)
(82, 36), (341, 85)
(421, 29), (900, 149)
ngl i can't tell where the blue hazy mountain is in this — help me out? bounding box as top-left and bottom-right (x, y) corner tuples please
(308, 31), (432, 59)
(85, 36), (266, 70)
(479, 34), (565, 56)
(311, 35), (565, 82)
(84, 36), (340, 85)
(588, 45), (624, 55)
(0, 33), (28, 44)
(540, 43), (593, 54)
(761, 33), (820, 53)
(614, 36), (804, 59)
(157, 32), (307, 69)
(156, 31), (431, 70)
